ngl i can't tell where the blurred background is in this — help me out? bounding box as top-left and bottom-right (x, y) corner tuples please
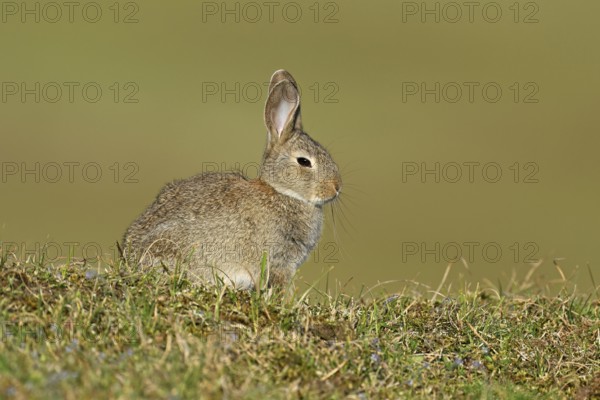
(1, 1), (599, 295)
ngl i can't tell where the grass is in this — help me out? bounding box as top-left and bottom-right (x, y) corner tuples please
(0, 252), (598, 399)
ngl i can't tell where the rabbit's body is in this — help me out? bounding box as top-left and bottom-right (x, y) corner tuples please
(123, 70), (341, 289)
(123, 172), (323, 288)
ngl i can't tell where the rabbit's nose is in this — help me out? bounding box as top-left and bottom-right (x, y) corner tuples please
(333, 181), (342, 194)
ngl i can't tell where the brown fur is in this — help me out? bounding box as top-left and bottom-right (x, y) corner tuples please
(122, 70), (341, 289)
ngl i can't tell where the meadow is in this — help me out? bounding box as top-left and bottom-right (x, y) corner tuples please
(0, 253), (598, 399)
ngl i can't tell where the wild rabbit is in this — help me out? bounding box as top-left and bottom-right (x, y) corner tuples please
(122, 70), (341, 289)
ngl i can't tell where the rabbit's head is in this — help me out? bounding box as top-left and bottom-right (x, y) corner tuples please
(261, 70), (341, 206)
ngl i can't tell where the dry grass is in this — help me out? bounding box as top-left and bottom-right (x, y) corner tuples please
(0, 252), (598, 399)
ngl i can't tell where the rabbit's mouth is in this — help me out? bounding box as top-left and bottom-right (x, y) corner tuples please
(314, 189), (341, 206)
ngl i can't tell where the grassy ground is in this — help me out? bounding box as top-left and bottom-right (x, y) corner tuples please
(0, 254), (598, 399)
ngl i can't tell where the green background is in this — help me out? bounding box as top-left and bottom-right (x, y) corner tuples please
(1, 1), (599, 294)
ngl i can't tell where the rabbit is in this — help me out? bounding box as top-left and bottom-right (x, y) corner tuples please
(122, 70), (342, 289)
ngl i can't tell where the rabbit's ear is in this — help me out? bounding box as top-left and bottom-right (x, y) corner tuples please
(264, 70), (303, 142)
(267, 69), (299, 94)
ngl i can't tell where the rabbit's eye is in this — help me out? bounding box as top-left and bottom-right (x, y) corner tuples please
(297, 157), (312, 168)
